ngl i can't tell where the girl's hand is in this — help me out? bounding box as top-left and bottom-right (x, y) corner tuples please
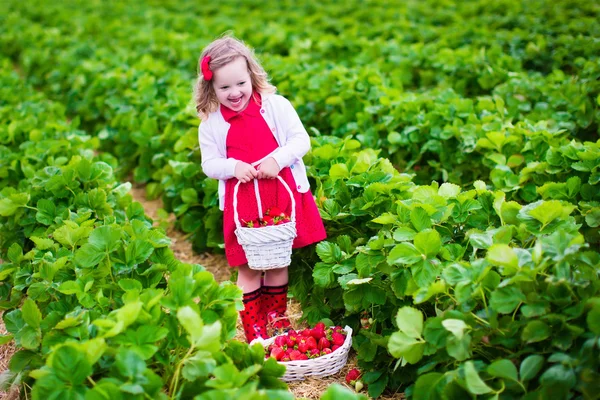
(257, 157), (280, 179)
(234, 161), (258, 183)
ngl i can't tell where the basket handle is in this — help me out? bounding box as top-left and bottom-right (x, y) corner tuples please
(233, 176), (296, 229)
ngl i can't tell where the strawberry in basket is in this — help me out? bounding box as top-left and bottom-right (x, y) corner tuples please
(264, 323), (348, 361)
(241, 207), (291, 228)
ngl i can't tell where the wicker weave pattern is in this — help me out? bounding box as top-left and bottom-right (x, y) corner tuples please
(233, 177), (298, 270)
(261, 326), (353, 381)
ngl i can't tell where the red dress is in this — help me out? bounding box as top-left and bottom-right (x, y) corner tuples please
(222, 94), (326, 267)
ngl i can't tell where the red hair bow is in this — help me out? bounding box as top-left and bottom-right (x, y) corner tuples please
(201, 56), (213, 81)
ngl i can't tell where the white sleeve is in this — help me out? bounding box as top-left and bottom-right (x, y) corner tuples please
(270, 98), (311, 169)
(198, 122), (239, 180)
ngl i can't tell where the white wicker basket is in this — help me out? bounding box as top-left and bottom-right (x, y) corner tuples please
(261, 326), (353, 381)
(233, 176), (297, 270)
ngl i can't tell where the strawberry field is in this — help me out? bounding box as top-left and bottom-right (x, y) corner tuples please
(1, 0), (599, 399)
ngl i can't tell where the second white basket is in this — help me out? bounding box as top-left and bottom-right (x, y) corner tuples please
(260, 325), (353, 381)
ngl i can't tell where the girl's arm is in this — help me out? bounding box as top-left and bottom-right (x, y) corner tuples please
(198, 122), (239, 180)
(270, 98), (311, 169)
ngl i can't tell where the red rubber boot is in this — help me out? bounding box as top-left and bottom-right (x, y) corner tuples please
(240, 288), (269, 343)
(261, 284), (292, 335)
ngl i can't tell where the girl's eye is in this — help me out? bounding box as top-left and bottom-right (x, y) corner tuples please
(238, 81), (246, 86)
(221, 86), (229, 90)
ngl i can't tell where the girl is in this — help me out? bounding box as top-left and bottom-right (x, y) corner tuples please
(194, 36), (327, 343)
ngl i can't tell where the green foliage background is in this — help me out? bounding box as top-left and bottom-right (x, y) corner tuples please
(0, 0), (598, 398)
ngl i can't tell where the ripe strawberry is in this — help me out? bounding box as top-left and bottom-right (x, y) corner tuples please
(311, 327), (325, 340)
(286, 333), (298, 347)
(297, 338), (309, 353)
(281, 355), (291, 362)
(270, 347), (284, 361)
(301, 328), (312, 337)
(309, 348), (320, 358)
(331, 332), (345, 346)
(333, 325), (344, 333)
(345, 368), (361, 384)
(289, 350), (302, 361)
(305, 336), (317, 350)
(298, 354), (309, 360)
(331, 344), (341, 352)
(274, 335), (287, 348)
(321, 347), (332, 355)
(318, 337), (331, 350)
(267, 206), (283, 217)
(263, 215), (274, 226)
(315, 322), (326, 331)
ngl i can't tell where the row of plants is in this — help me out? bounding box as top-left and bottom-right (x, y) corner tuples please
(2, 1), (597, 253)
(291, 136), (599, 398)
(0, 62), (363, 399)
(2, 0), (598, 190)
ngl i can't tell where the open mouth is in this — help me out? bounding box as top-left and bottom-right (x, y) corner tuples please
(229, 96), (243, 107)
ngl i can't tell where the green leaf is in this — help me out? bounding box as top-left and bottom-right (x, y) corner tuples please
(388, 243), (422, 265)
(438, 183), (461, 198)
(118, 279), (143, 292)
(74, 243), (105, 268)
(446, 334), (471, 361)
(540, 364), (576, 391)
(20, 325), (41, 349)
(410, 206), (432, 231)
(414, 229), (441, 258)
(0, 193), (29, 216)
(486, 244), (519, 274)
(181, 188), (198, 204)
(58, 281), (81, 295)
(490, 286), (525, 314)
(393, 227), (417, 242)
(464, 361), (493, 395)
(115, 349), (146, 379)
(487, 359), (518, 382)
(521, 320), (550, 343)
(182, 352), (216, 381)
(441, 319), (468, 339)
(588, 306), (600, 335)
(527, 200), (573, 226)
(7, 243), (23, 263)
(21, 298), (42, 329)
(395, 306), (423, 338)
(313, 262), (336, 288)
(177, 306), (222, 351)
(520, 355), (544, 381)
(88, 226), (121, 253)
(320, 384), (365, 400)
(52, 345), (92, 384)
(329, 163), (349, 178)
(316, 241), (343, 263)
(30, 236), (54, 250)
(36, 199), (56, 225)
(125, 239), (154, 266)
(413, 373), (446, 400)
(388, 332), (425, 364)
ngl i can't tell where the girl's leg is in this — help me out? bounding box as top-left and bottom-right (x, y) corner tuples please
(237, 264), (262, 292)
(237, 264), (268, 342)
(263, 266), (288, 287)
(262, 266), (291, 333)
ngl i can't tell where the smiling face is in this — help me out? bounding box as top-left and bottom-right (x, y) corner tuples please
(212, 56), (253, 112)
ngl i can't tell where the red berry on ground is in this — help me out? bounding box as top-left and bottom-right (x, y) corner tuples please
(346, 368), (361, 384)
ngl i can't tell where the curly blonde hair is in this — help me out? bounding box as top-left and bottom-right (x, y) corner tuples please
(193, 35), (276, 120)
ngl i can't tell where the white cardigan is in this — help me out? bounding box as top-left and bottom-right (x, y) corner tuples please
(198, 93), (311, 210)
